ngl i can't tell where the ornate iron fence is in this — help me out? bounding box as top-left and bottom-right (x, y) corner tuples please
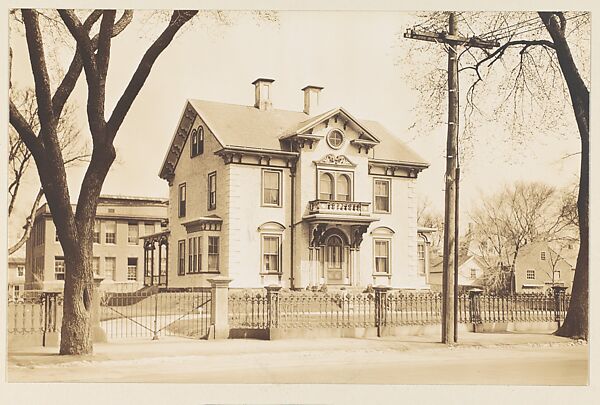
(100, 288), (212, 339)
(229, 288), (571, 332)
(8, 291), (62, 345)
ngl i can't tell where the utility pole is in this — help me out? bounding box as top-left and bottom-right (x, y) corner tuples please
(404, 12), (498, 344)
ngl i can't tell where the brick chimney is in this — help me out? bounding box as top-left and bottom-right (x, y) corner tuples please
(302, 85), (323, 115)
(252, 78), (275, 111)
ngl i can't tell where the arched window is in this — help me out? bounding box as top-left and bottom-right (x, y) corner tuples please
(327, 235), (343, 269)
(198, 126), (204, 155)
(190, 129), (198, 157)
(319, 173), (334, 200)
(336, 174), (350, 201)
(191, 126), (205, 157)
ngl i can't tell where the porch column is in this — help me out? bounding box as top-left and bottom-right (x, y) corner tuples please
(208, 276), (233, 339)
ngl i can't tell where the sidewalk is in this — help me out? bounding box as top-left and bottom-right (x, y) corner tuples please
(7, 330), (583, 369)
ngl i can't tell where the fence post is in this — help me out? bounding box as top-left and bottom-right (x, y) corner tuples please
(42, 291), (60, 347)
(265, 285), (282, 329)
(208, 276), (233, 339)
(468, 288), (483, 332)
(551, 285), (568, 328)
(91, 276), (107, 343)
(374, 286), (390, 337)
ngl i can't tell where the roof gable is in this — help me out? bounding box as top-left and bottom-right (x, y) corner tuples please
(289, 107), (380, 143)
(159, 99), (429, 182)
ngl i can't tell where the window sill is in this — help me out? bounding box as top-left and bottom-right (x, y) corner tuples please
(261, 204), (282, 208)
(260, 272), (283, 276)
(372, 272), (392, 278)
(373, 210), (391, 215)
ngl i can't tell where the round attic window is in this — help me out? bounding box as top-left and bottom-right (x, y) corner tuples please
(327, 130), (345, 149)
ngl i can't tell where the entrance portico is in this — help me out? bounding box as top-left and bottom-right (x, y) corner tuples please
(303, 200), (378, 288)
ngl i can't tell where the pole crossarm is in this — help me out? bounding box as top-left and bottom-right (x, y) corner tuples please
(403, 28), (500, 49)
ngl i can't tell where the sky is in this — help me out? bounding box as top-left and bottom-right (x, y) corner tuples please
(8, 9), (584, 248)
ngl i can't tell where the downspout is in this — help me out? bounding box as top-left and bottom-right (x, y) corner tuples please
(290, 162), (296, 290)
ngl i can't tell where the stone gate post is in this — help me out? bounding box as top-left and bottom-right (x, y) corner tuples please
(91, 276), (107, 343)
(208, 276), (233, 339)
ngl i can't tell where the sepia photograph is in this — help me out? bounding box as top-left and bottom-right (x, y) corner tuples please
(2, 1), (594, 403)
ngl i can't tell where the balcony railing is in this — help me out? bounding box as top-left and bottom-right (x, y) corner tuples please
(308, 200), (371, 216)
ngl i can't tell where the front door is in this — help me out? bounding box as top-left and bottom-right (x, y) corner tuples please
(325, 235), (344, 284)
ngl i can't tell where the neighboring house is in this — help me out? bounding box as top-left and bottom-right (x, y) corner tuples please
(25, 195), (168, 292)
(8, 255), (26, 300)
(155, 78), (429, 290)
(513, 241), (575, 293)
(428, 255), (486, 292)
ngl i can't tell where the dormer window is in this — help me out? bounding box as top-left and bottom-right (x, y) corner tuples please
(191, 126), (204, 157)
(327, 129), (344, 149)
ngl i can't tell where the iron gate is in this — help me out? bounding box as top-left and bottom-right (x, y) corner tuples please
(100, 288), (212, 340)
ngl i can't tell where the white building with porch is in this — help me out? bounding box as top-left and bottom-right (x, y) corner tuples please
(154, 78), (429, 290)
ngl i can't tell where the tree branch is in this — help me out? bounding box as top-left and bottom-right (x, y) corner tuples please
(21, 10), (57, 139)
(96, 10), (116, 82)
(106, 10), (198, 138)
(8, 187), (44, 255)
(9, 100), (44, 156)
(51, 10), (103, 118)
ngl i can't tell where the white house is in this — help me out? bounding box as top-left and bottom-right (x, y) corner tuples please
(428, 255), (486, 292)
(156, 79), (429, 290)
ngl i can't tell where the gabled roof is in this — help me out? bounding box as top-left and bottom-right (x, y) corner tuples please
(160, 99), (429, 180)
(430, 255), (486, 273)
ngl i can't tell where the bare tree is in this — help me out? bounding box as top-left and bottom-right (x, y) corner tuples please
(8, 88), (90, 255)
(9, 9), (197, 355)
(469, 182), (573, 293)
(404, 11), (589, 338)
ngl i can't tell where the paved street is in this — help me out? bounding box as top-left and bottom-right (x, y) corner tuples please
(7, 332), (588, 385)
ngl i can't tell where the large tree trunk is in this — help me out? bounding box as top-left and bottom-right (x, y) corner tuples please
(60, 240), (94, 354)
(539, 12), (589, 339)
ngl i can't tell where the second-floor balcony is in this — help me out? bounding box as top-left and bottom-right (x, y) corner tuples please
(307, 200), (371, 217)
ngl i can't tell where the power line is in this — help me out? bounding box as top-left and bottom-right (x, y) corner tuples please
(492, 12), (588, 42)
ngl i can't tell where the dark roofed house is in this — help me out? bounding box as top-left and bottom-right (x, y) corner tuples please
(157, 78), (429, 290)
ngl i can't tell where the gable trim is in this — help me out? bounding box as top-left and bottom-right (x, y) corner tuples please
(294, 107), (381, 143)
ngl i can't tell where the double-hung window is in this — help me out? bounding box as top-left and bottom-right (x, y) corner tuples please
(178, 183), (186, 217)
(93, 220), (101, 244)
(105, 221), (116, 244)
(188, 236), (202, 274)
(374, 179), (391, 213)
(262, 170), (281, 206)
(178, 240), (186, 276)
(262, 235), (281, 273)
(208, 172), (217, 210)
(208, 236), (219, 272)
(127, 258), (138, 281)
(128, 223), (139, 245)
(92, 257), (100, 277)
(374, 239), (390, 274)
(526, 269), (535, 280)
(54, 257), (65, 280)
(105, 257), (116, 280)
